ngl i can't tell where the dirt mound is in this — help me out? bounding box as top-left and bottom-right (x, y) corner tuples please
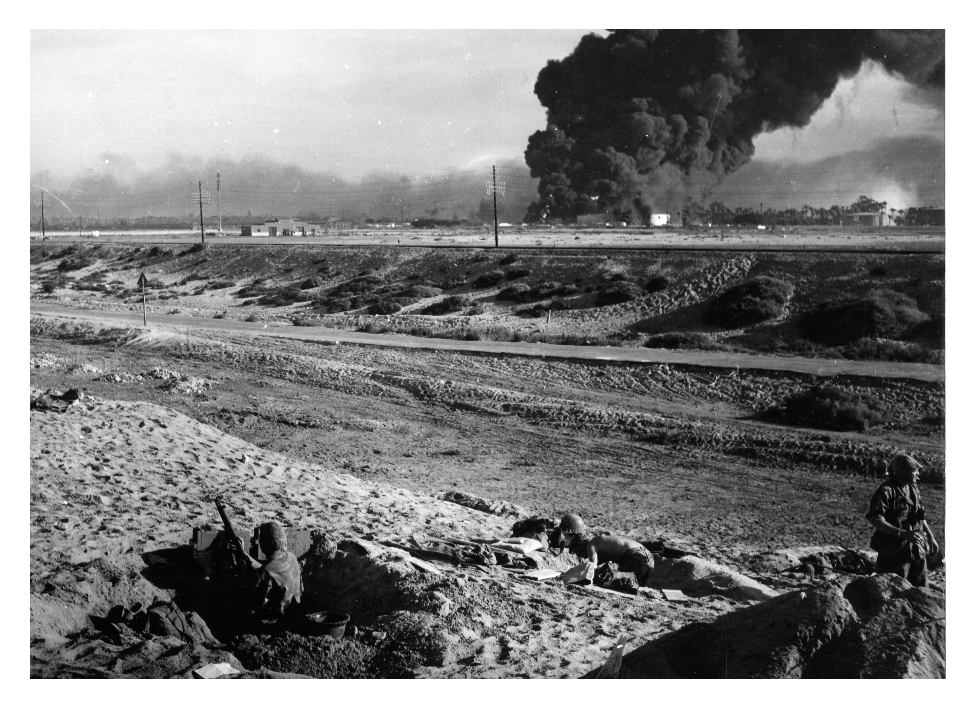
(600, 574), (944, 678)
(645, 556), (778, 602)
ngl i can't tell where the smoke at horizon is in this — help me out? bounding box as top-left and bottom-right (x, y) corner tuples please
(710, 134), (945, 212)
(29, 154), (540, 225)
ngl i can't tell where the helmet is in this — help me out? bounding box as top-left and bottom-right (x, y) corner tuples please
(890, 454), (922, 477)
(559, 514), (586, 533)
(258, 521), (287, 553)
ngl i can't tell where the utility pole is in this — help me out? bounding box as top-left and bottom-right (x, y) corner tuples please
(192, 183), (213, 242)
(493, 165), (499, 248)
(486, 165), (505, 248)
(199, 182), (206, 243)
(39, 191), (45, 237)
(217, 170), (222, 234)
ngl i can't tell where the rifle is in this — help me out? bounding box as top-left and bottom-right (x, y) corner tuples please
(214, 496), (249, 566)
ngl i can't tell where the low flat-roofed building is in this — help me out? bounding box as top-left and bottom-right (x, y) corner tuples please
(841, 212), (887, 227)
(263, 219), (318, 236)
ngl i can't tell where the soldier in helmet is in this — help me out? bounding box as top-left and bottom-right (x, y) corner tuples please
(557, 514), (655, 587)
(866, 453), (940, 588)
(226, 521), (303, 622)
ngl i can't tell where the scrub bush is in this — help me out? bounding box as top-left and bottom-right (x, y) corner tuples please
(704, 277), (794, 328)
(774, 385), (887, 431)
(798, 289), (929, 346)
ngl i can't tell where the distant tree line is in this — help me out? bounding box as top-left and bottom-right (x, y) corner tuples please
(521, 195), (943, 227)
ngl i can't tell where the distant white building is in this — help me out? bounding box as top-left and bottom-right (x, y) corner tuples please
(242, 219), (320, 237)
(650, 213), (670, 227)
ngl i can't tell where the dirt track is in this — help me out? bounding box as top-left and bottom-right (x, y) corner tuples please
(30, 313), (945, 559)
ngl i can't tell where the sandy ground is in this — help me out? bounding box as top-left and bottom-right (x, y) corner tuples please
(28, 232), (946, 680)
(29, 313), (945, 678)
(31, 390), (776, 678)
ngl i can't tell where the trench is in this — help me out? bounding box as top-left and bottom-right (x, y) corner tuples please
(129, 534), (451, 678)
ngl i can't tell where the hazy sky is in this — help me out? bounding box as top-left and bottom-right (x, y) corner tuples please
(30, 29), (945, 209)
(31, 29), (606, 178)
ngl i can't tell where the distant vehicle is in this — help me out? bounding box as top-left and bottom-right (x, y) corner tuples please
(757, 225), (767, 230)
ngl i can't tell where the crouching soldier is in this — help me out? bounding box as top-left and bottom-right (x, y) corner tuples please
(866, 454), (940, 588)
(228, 521), (303, 622)
(558, 514), (655, 587)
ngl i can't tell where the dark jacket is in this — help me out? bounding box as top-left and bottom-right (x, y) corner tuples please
(866, 479), (925, 556)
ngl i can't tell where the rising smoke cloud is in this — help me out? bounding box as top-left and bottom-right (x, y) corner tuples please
(523, 29), (945, 222)
(710, 134), (945, 212)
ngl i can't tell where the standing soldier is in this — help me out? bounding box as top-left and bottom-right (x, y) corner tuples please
(866, 454), (940, 587)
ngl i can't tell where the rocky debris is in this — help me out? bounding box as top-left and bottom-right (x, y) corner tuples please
(67, 362), (102, 374)
(95, 367), (215, 394)
(158, 375), (214, 395)
(31, 353), (66, 369)
(440, 490), (528, 518)
(95, 372), (143, 383)
(602, 574), (944, 678)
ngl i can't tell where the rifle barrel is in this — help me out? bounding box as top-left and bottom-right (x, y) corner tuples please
(215, 498), (240, 542)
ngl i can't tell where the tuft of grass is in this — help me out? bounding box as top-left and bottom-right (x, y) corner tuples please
(842, 338), (943, 364)
(472, 270), (505, 288)
(421, 294), (474, 315)
(504, 267), (532, 281)
(396, 284), (442, 299)
(367, 300), (402, 315)
(257, 287), (307, 307)
(644, 331), (728, 351)
(57, 257), (96, 272)
(644, 275), (670, 294)
(496, 283), (533, 301)
(594, 281), (643, 306)
(299, 276), (325, 290)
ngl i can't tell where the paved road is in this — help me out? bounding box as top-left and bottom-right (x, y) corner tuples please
(31, 303), (945, 383)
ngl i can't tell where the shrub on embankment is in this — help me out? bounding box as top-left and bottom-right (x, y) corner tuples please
(704, 276), (794, 328)
(357, 320), (622, 347)
(768, 384), (887, 432)
(421, 295), (474, 315)
(798, 290), (929, 346)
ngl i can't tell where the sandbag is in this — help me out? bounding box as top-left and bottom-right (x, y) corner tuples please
(562, 560), (596, 586)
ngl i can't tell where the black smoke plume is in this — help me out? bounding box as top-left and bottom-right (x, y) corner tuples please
(524, 29), (945, 222)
